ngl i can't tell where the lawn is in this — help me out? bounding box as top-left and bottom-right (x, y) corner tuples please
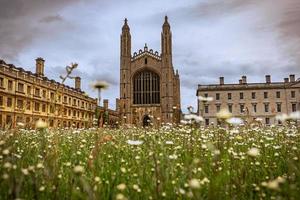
(0, 124), (299, 199)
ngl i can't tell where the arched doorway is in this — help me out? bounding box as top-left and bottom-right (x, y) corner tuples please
(143, 115), (151, 127)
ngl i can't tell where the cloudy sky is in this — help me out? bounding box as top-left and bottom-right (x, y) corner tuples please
(1, 0), (300, 112)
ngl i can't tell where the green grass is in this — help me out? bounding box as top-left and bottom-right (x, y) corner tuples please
(0, 124), (300, 199)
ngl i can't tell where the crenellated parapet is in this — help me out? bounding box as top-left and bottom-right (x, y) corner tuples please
(131, 44), (161, 61)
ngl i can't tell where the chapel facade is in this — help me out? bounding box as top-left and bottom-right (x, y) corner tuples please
(119, 16), (181, 126)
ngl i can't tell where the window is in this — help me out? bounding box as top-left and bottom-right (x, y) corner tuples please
(265, 118), (270, 125)
(8, 80), (13, 91)
(34, 102), (40, 111)
(292, 103), (297, 112)
(35, 88), (40, 96)
(228, 93), (232, 100)
(204, 93), (208, 97)
(145, 58), (147, 64)
(0, 77), (3, 87)
(264, 92), (268, 99)
(240, 104), (244, 113)
(73, 99), (76, 106)
(64, 96), (67, 103)
(42, 90), (46, 98)
(252, 92), (256, 99)
(7, 97), (12, 107)
(6, 115), (12, 125)
(17, 99), (23, 109)
(0, 96), (3, 106)
(26, 101), (31, 110)
(18, 83), (24, 92)
(42, 104), (46, 112)
(27, 86), (31, 95)
(216, 105), (220, 112)
(277, 103), (281, 112)
(133, 70), (160, 104)
(252, 104), (257, 113)
(264, 103), (269, 112)
(291, 91), (296, 98)
(205, 118), (209, 126)
(205, 105), (209, 113)
(228, 104), (232, 113)
(50, 92), (54, 99)
(240, 92), (244, 99)
(276, 91), (280, 98)
(50, 105), (55, 113)
(216, 93), (220, 100)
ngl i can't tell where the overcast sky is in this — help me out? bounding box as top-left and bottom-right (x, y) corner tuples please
(1, 0), (300, 112)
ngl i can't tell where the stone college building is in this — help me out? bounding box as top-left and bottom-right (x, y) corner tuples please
(0, 58), (97, 129)
(197, 75), (300, 126)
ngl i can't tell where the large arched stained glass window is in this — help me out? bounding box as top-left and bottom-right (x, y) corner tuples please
(133, 70), (160, 104)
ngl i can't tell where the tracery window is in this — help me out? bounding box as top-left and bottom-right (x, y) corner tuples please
(133, 70), (160, 104)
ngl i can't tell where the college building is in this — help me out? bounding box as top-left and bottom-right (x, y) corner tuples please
(119, 16), (181, 127)
(0, 58), (97, 129)
(197, 75), (300, 125)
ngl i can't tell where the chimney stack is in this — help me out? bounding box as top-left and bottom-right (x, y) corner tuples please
(75, 77), (81, 90)
(242, 76), (247, 84)
(265, 75), (271, 83)
(116, 98), (120, 112)
(103, 99), (109, 110)
(239, 79), (242, 84)
(284, 78), (289, 83)
(290, 74), (295, 82)
(219, 77), (224, 85)
(35, 57), (45, 76)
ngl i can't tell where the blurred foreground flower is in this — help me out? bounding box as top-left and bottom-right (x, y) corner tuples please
(184, 114), (204, 122)
(226, 117), (243, 126)
(289, 111), (300, 120)
(189, 179), (200, 189)
(117, 183), (126, 190)
(247, 147), (260, 157)
(91, 80), (109, 106)
(36, 119), (48, 129)
(276, 111), (300, 122)
(73, 165), (85, 174)
(261, 176), (286, 191)
(127, 140), (143, 145)
(216, 108), (232, 119)
(92, 81), (109, 90)
(17, 122), (25, 128)
(198, 96), (213, 102)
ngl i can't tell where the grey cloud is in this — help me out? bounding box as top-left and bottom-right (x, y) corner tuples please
(0, 0), (81, 61)
(39, 15), (64, 23)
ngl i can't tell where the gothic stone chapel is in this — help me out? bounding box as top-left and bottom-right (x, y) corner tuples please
(119, 16), (181, 127)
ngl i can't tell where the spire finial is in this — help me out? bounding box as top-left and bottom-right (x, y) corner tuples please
(165, 15), (168, 22)
(124, 18), (128, 24)
(144, 43), (148, 51)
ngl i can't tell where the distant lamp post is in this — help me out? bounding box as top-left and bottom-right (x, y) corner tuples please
(92, 81), (109, 106)
(92, 81), (109, 128)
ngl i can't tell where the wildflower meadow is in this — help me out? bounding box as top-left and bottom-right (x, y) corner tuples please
(0, 121), (300, 200)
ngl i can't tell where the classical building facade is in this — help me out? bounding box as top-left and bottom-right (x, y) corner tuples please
(0, 58), (97, 129)
(197, 75), (300, 126)
(119, 16), (181, 126)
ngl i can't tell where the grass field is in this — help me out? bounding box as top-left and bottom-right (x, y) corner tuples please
(0, 123), (300, 199)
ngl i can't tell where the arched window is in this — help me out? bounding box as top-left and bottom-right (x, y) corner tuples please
(133, 70), (160, 104)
